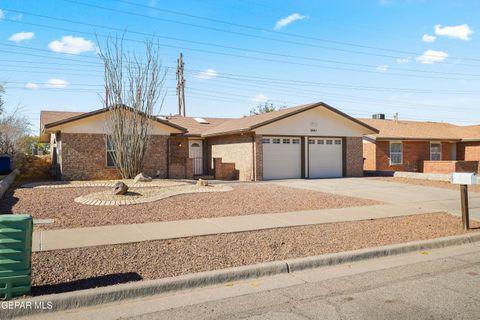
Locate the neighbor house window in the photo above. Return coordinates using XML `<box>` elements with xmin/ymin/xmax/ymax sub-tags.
<box><xmin>106</xmin><ymin>136</ymin><xmax>117</xmax><ymax>167</ymax></box>
<box><xmin>389</xmin><ymin>142</ymin><xmax>403</xmax><ymax>165</ymax></box>
<box><xmin>430</xmin><ymin>142</ymin><xmax>442</xmax><ymax>161</ymax></box>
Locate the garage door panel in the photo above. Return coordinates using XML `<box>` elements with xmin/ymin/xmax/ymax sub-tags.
<box><xmin>308</xmin><ymin>138</ymin><xmax>343</xmax><ymax>179</ymax></box>
<box><xmin>262</xmin><ymin>137</ymin><xmax>301</xmax><ymax>180</ymax></box>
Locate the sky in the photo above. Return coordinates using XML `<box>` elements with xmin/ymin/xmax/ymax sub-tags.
<box><xmin>0</xmin><ymin>0</ymin><xmax>479</xmax><ymax>133</ymax></box>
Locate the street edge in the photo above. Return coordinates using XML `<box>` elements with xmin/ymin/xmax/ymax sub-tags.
<box><xmin>6</xmin><ymin>231</ymin><xmax>480</xmax><ymax>319</ymax></box>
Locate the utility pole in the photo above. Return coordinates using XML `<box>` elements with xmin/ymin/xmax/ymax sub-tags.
<box><xmin>176</xmin><ymin>52</ymin><xmax>186</xmax><ymax>117</ymax></box>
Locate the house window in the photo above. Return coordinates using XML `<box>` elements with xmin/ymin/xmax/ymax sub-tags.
<box><xmin>390</xmin><ymin>142</ymin><xmax>403</xmax><ymax>165</ymax></box>
<box><xmin>106</xmin><ymin>135</ymin><xmax>116</xmax><ymax>167</ymax></box>
<box><xmin>273</xmin><ymin>138</ymin><xmax>281</xmax><ymax>144</ymax></box>
<box><xmin>326</xmin><ymin>140</ymin><xmax>333</xmax><ymax>145</ymax></box>
<box><xmin>430</xmin><ymin>142</ymin><xmax>442</xmax><ymax>161</ymax></box>
<box><xmin>262</xmin><ymin>138</ymin><xmax>270</xmax><ymax>144</ymax></box>
<box><xmin>292</xmin><ymin>139</ymin><xmax>300</xmax><ymax>144</ymax></box>
<box><xmin>283</xmin><ymin>138</ymin><xmax>290</xmax><ymax>144</ymax></box>
<box><xmin>318</xmin><ymin>140</ymin><xmax>324</xmax><ymax>144</ymax></box>
<box><xmin>308</xmin><ymin>139</ymin><xmax>315</xmax><ymax>144</ymax></box>
<box><xmin>335</xmin><ymin>140</ymin><xmax>342</xmax><ymax>145</ymax></box>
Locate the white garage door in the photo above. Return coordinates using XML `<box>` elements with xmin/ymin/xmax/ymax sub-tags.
<box><xmin>308</xmin><ymin>138</ymin><xmax>343</xmax><ymax>178</ymax></box>
<box><xmin>262</xmin><ymin>137</ymin><xmax>301</xmax><ymax>180</ymax></box>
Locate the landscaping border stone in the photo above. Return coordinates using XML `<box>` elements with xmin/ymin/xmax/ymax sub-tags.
<box><xmin>0</xmin><ymin>169</ymin><xmax>19</xmax><ymax>199</ymax></box>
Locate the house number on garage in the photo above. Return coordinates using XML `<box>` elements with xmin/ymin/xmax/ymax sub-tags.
<box><xmin>310</xmin><ymin>121</ymin><xmax>318</xmax><ymax>132</ymax></box>
<box><xmin>310</xmin><ymin>129</ymin><xmax>317</xmax><ymax>132</ymax></box>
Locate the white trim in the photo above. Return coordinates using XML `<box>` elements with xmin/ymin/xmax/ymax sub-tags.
<box><xmin>389</xmin><ymin>141</ymin><xmax>403</xmax><ymax>165</ymax></box>
<box><xmin>430</xmin><ymin>141</ymin><xmax>442</xmax><ymax>161</ymax></box>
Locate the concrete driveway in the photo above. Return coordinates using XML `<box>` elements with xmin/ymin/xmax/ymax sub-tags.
<box><xmin>274</xmin><ymin>178</ymin><xmax>480</xmax><ymax>221</ymax></box>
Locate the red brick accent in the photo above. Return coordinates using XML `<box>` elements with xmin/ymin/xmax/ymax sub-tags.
<box><xmin>213</xmin><ymin>158</ymin><xmax>238</xmax><ymax>180</ymax></box>
<box><xmin>370</xmin><ymin>140</ymin><xmax>452</xmax><ymax>172</ymax></box>
<box><xmin>345</xmin><ymin>137</ymin><xmax>363</xmax><ymax>177</ymax></box>
<box><xmin>457</xmin><ymin>142</ymin><xmax>480</xmax><ymax>162</ymax></box>
<box><xmin>60</xmin><ymin>133</ymin><xmax>168</xmax><ymax>180</ymax></box>
<box><xmin>423</xmin><ymin>161</ymin><xmax>479</xmax><ymax>174</ymax></box>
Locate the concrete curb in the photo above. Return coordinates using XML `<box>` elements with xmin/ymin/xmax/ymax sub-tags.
<box><xmin>4</xmin><ymin>232</ymin><xmax>480</xmax><ymax>319</ymax></box>
<box><xmin>0</xmin><ymin>169</ymin><xmax>19</xmax><ymax>199</ymax></box>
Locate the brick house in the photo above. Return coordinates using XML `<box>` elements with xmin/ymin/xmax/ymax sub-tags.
<box><xmin>40</xmin><ymin>102</ymin><xmax>378</xmax><ymax>181</ymax></box>
<box><xmin>361</xmin><ymin>115</ymin><xmax>480</xmax><ymax>174</ymax></box>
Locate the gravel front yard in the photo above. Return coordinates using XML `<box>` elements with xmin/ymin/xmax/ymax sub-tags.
<box><xmin>31</xmin><ymin>212</ymin><xmax>479</xmax><ymax>296</ymax></box>
<box><xmin>1</xmin><ymin>184</ymin><xmax>379</xmax><ymax>230</ymax></box>
<box><xmin>375</xmin><ymin>177</ymin><xmax>480</xmax><ymax>192</ymax></box>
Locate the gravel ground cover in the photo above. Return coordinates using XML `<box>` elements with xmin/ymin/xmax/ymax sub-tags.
<box><xmin>1</xmin><ymin>184</ymin><xmax>379</xmax><ymax>230</ymax></box>
<box><xmin>31</xmin><ymin>213</ymin><xmax>479</xmax><ymax>296</ymax></box>
<box><xmin>375</xmin><ymin>177</ymin><xmax>480</xmax><ymax>192</ymax></box>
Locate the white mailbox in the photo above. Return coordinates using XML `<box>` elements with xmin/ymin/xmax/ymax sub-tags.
<box><xmin>451</xmin><ymin>172</ymin><xmax>478</xmax><ymax>185</ymax></box>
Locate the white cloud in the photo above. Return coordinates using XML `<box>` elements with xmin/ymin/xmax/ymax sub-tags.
<box><xmin>416</xmin><ymin>50</ymin><xmax>449</xmax><ymax>64</ymax></box>
<box><xmin>422</xmin><ymin>34</ymin><xmax>436</xmax><ymax>43</ymax></box>
<box><xmin>25</xmin><ymin>82</ymin><xmax>39</xmax><ymax>90</ymax></box>
<box><xmin>251</xmin><ymin>94</ymin><xmax>268</xmax><ymax>103</ymax></box>
<box><xmin>195</xmin><ymin>68</ymin><xmax>218</xmax><ymax>80</ymax></box>
<box><xmin>0</xmin><ymin>9</ymin><xmax>5</xmax><ymax>20</ymax></box>
<box><xmin>396</xmin><ymin>57</ymin><xmax>411</xmax><ymax>64</ymax></box>
<box><xmin>48</xmin><ymin>36</ymin><xmax>95</xmax><ymax>54</ymax></box>
<box><xmin>274</xmin><ymin>13</ymin><xmax>306</xmax><ymax>31</ymax></box>
<box><xmin>45</xmin><ymin>79</ymin><xmax>68</xmax><ymax>88</ymax></box>
<box><xmin>375</xmin><ymin>65</ymin><xmax>389</xmax><ymax>72</ymax></box>
<box><xmin>8</xmin><ymin>32</ymin><xmax>35</xmax><ymax>43</ymax></box>
<box><xmin>434</xmin><ymin>24</ymin><xmax>473</xmax><ymax>41</ymax></box>
<box><xmin>11</xmin><ymin>13</ymin><xmax>22</xmax><ymax>21</ymax></box>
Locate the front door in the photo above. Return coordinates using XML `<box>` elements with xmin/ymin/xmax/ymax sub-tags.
<box><xmin>189</xmin><ymin>140</ymin><xmax>203</xmax><ymax>175</ymax></box>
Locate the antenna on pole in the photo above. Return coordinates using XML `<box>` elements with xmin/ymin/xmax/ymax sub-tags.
<box><xmin>176</xmin><ymin>52</ymin><xmax>186</xmax><ymax>117</ymax></box>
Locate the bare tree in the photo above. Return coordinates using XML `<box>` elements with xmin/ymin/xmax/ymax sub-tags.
<box><xmin>98</xmin><ymin>36</ymin><xmax>166</xmax><ymax>178</ymax></box>
<box><xmin>0</xmin><ymin>108</ymin><xmax>31</xmax><ymax>155</ymax></box>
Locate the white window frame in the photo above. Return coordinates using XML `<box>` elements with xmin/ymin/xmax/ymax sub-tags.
<box><xmin>389</xmin><ymin>141</ymin><xmax>403</xmax><ymax>165</ymax></box>
<box><xmin>106</xmin><ymin>135</ymin><xmax>117</xmax><ymax>167</ymax></box>
<box><xmin>262</xmin><ymin>138</ymin><xmax>270</xmax><ymax>144</ymax></box>
<box><xmin>430</xmin><ymin>142</ymin><xmax>442</xmax><ymax>161</ymax></box>
<box><xmin>272</xmin><ymin>138</ymin><xmax>281</xmax><ymax>144</ymax></box>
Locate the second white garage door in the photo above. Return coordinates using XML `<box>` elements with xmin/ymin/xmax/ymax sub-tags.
<box><xmin>308</xmin><ymin>138</ymin><xmax>343</xmax><ymax>178</ymax></box>
<box><xmin>262</xmin><ymin>137</ymin><xmax>301</xmax><ymax>180</ymax></box>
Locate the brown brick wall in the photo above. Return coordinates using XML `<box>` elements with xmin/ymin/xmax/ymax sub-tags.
<box><xmin>423</xmin><ymin>161</ymin><xmax>479</xmax><ymax>174</ymax></box>
<box><xmin>61</xmin><ymin>133</ymin><xmax>168</xmax><ymax>180</ymax></box>
<box><xmin>167</xmin><ymin>136</ymin><xmax>190</xmax><ymax>179</ymax></box>
<box><xmin>206</xmin><ymin>133</ymin><xmax>255</xmax><ymax>181</ymax></box>
<box><xmin>375</xmin><ymin>140</ymin><xmax>452</xmax><ymax>172</ymax></box>
<box><xmin>213</xmin><ymin>158</ymin><xmax>238</xmax><ymax>180</ymax></box>
<box><xmin>254</xmin><ymin>135</ymin><xmax>263</xmax><ymax>181</ymax></box>
<box><xmin>457</xmin><ymin>142</ymin><xmax>480</xmax><ymax>161</ymax></box>
<box><xmin>345</xmin><ymin>137</ymin><xmax>364</xmax><ymax>177</ymax></box>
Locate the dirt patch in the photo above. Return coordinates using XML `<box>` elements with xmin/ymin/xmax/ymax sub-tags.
<box><xmin>31</xmin><ymin>213</ymin><xmax>479</xmax><ymax>296</ymax></box>
<box><xmin>375</xmin><ymin>177</ymin><xmax>480</xmax><ymax>193</ymax></box>
<box><xmin>1</xmin><ymin>184</ymin><xmax>379</xmax><ymax>230</ymax></box>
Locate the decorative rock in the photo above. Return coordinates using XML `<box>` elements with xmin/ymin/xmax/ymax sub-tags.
<box><xmin>113</xmin><ymin>181</ymin><xmax>129</xmax><ymax>195</ymax></box>
<box><xmin>134</xmin><ymin>173</ymin><xmax>153</xmax><ymax>183</ymax></box>
<box><xmin>196</xmin><ymin>179</ymin><xmax>208</xmax><ymax>187</ymax></box>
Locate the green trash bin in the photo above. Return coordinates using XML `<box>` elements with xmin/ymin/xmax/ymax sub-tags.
<box><xmin>0</xmin><ymin>214</ymin><xmax>33</xmax><ymax>300</ymax></box>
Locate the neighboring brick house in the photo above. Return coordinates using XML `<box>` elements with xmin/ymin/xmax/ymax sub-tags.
<box><xmin>361</xmin><ymin>116</ymin><xmax>480</xmax><ymax>174</ymax></box>
<box><xmin>40</xmin><ymin>102</ymin><xmax>378</xmax><ymax>181</ymax></box>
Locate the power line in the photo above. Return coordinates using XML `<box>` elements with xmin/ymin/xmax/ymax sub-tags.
<box><xmin>6</xmin><ymin>8</ymin><xmax>480</xmax><ymax>73</ymax></box>
<box><xmin>2</xmin><ymin>20</ymin><xmax>478</xmax><ymax>82</ymax></box>
<box><xmin>59</xmin><ymin>0</ymin><xmax>480</xmax><ymax>63</ymax></box>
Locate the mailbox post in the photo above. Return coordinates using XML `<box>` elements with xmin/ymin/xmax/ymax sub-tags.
<box><xmin>451</xmin><ymin>172</ymin><xmax>478</xmax><ymax>230</ymax></box>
